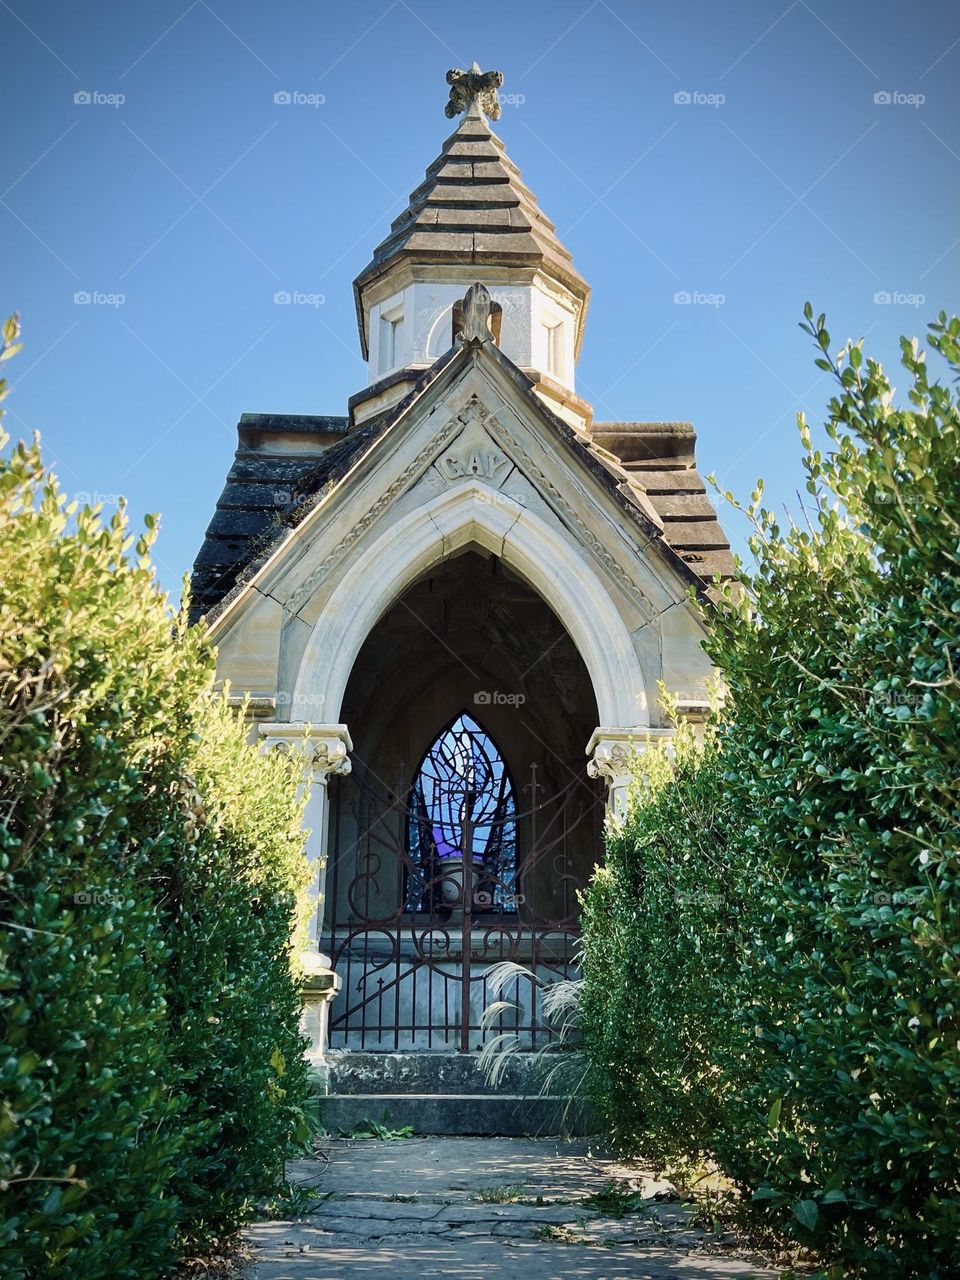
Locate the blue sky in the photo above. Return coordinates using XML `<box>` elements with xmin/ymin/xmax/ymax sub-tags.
<box><xmin>5</xmin><ymin>0</ymin><xmax>958</xmax><ymax>601</ymax></box>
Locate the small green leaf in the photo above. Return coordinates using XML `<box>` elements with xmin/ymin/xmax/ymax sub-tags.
<box><xmin>767</xmin><ymin>1096</ymin><xmax>783</xmax><ymax>1131</ymax></box>
<box><xmin>821</xmin><ymin>1188</ymin><xmax>847</xmax><ymax>1204</ymax></box>
<box><xmin>42</xmin><ymin>1186</ymin><xmax>62</xmax><ymax>1216</ymax></box>
<box><xmin>793</xmin><ymin>1199</ymin><xmax>819</xmax><ymax>1232</ymax></box>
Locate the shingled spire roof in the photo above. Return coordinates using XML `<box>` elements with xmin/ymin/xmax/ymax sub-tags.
<box><xmin>353</xmin><ymin>67</ymin><xmax>590</xmax><ymax>359</ymax></box>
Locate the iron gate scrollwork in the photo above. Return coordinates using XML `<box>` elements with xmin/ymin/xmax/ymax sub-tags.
<box><xmin>324</xmin><ymin>714</ymin><xmax>605</xmax><ymax>1052</ymax></box>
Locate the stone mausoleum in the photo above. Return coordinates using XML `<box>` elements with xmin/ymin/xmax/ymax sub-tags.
<box><xmin>190</xmin><ymin>67</ymin><xmax>733</xmax><ymax>1083</ymax></box>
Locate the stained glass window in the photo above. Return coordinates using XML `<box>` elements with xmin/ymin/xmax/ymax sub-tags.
<box><xmin>406</xmin><ymin>713</ymin><xmax>517</xmax><ymax>914</ymax></box>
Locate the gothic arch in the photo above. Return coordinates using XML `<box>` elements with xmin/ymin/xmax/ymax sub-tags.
<box><xmin>425</xmin><ymin>304</ymin><xmax>455</xmax><ymax>359</ymax></box>
<box><xmin>290</xmin><ymin>479</ymin><xmax>651</xmax><ymax>729</ymax></box>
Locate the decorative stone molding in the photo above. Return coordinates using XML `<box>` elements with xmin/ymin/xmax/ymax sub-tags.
<box><xmin>484</xmin><ymin>412</ymin><xmax>656</xmax><ymax>623</ymax></box>
<box><xmin>258</xmin><ymin>722</ymin><xmax>354</xmax><ymax>776</ymax></box>
<box><xmin>281</xmin><ymin>406</ymin><xmax>478</xmax><ymax>622</ymax></box>
<box><xmin>290</xmin><ymin>463</ymin><xmax>653</xmax><ymax>728</ymax></box>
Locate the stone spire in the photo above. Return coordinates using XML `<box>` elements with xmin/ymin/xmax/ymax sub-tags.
<box><xmin>352</xmin><ymin>67</ymin><xmax>590</xmax><ymax>369</ymax></box>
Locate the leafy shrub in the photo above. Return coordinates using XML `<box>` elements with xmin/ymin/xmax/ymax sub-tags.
<box><xmin>580</xmin><ymin>311</ymin><xmax>960</xmax><ymax>1279</ymax></box>
<box><xmin>0</xmin><ymin>315</ymin><xmax>311</xmax><ymax>1278</ymax></box>
<box><xmin>580</xmin><ymin>710</ymin><xmax>764</xmax><ymax>1174</ymax></box>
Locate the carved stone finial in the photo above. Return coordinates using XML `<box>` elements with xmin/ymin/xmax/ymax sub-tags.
<box><xmin>445</xmin><ymin>63</ymin><xmax>504</xmax><ymax>120</ymax></box>
<box><xmin>456</xmin><ymin>282</ymin><xmax>494</xmax><ymax>344</ymax></box>
<box><xmin>453</xmin><ymin>282</ymin><xmax>503</xmax><ymax>347</ymax></box>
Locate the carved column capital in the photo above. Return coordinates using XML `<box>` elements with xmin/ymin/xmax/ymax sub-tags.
<box><xmin>258</xmin><ymin>722</ymin><xmax>353</xmax><ymax>777</ymax></box>
<box><xmin>586</xmin><ymin>738</ymin><xmax>635</xmax><ymax>785</ymax></box>
<box><xmin>586</xmin><ymin>726</ymin><xmax>675</xmax><ymax>822</ymax></box>
<box><xmin>586</xmin><ymin>727</ymin><xmax>652</xmax><ymax>781</ymax></box>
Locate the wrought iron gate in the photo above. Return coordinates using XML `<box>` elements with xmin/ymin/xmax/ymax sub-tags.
<box><xmin>324</xmin><ymin>715</ymin><xmax>604</xmax><ymax>1052</ymax></box>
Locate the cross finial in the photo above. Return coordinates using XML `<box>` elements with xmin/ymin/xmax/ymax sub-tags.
<box><xmin>445</xmin><ymin>63</ymin><xmax>504</xmax><ymax>120</ymax></box>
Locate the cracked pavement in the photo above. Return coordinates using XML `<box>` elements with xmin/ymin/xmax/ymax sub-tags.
<box><xmin>244</xmin><ymin>1137</ymin><xmax>782</xmax><ymax>1278</ymax></box>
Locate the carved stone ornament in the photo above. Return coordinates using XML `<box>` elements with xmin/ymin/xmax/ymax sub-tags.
<box><xmin>309</xmin><ymin>739</ymin><xmax>352</xmax><ymax>776</ymax></box>
<box><xmin>586</xmin><ymin>740</ymin><xmax>636</xmax><ymax>785</ymax></box>
<box><xmin>586</xmin><ymin>727</ymin><xmax>676</xmax><ymax>786</ymax></box>
<box><xmin>445</xmin><ymin>63</ymin><xmax>504</xmax><ymax>120</ymax></box>
<box><xmin>258</xmin><ymin>722</ymin><xmax>353</xmax><ymax>776</ymax></box>
<box><xmin>454</xmin><ymin>281</ymin><xmax>500</xmax><ymax>345</ymax></box>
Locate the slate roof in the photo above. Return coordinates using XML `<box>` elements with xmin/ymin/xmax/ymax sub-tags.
<box><xmin>352</xmin><ymin>97</ymin><xmax>590</xmax><ymax>359</ymax></box>
<box><xmin>188</xmin><ymin>413</ymin><xmax>350</xmax><ymax>622</ymax></box>
<box><xmin>591</xmin><ymin>422</ymin><xmax>736</xmax><ymax>584</ymax></box>
<box><xmin>189</xmin><ymin>344</ymin><xmax>735</xmax><ymax>626</ymax></box>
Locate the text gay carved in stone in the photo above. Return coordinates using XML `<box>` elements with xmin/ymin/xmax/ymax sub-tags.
<box><xmin>439</xmin><ymin>449</ymin><xmax>511</xmax><ymax>482</ymax></box>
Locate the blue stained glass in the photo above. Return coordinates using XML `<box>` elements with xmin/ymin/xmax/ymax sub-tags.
<box><xmin>406</xmin><ymin>714</ymin><xmax>518</xmax><ymax>913</ymax></box>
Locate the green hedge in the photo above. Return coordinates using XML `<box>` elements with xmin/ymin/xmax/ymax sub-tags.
<box><xmin>580</xmin><ymin>311</ymin><xmax>960</xmax><ymax>1279</ymax></box>
<box><xmin>580</xmin><ymin>714</ymin><xmax>764</xmax><ymax>1175</ymax></box>
<box><xmin>0</xmin><ymin>316</ymin><xmax>312</xmax><ymax>1278</ymax></box>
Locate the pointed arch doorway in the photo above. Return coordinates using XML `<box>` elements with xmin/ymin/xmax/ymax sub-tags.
<box><xmin>323</xmin><ymin>549</ymin><xmax>605</xmax><ymax>1052</ymax></box>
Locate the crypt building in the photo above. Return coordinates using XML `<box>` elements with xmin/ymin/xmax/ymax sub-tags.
<box><xmin>190</xmin><ymin>67</ymin><xmax>733</xmax><ymax>1057</ymax></box>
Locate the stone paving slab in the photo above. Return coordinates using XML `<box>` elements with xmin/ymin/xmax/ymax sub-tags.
<box><xmin>244</xmin><ymin>1239</ymin><xmax>778</xmax><ymax>1279</ymax></box>
<box><xmin>286</xmin><ymin>1136</ymin><xmax>659</xmax><ymax>1198</ymax></box>
<box><xmin>244</xmin><ymin>1138</ymin><xmax>783</xmax><ymax>1280</ymax></box>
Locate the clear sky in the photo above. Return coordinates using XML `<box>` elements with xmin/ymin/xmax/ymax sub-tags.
<box><xmin>5</xmin><ymin>0</ymin><xmax>958</xmax><ymax>602</ymax></box>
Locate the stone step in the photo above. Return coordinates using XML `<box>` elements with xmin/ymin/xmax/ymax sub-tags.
<box><xmin>325</xmin><ymin>1050</ymin><xmax>541</xmax><ymax>1096</ymax></box>
<box><xmin>319</xmin><ymin>1092</ymin><xmax>588</xmax><ymax>1137</ymax></box>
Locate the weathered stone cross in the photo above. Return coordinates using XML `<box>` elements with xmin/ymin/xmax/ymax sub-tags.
<box><xmin>445</xmin><ymin>62</ymin><xmax>504</xmax><ymax>120</ymax></box>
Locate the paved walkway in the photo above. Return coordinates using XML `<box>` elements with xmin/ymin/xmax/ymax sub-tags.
<box><xmin>244</xmin><ymin>1137</ymin><xmax>782</xmax><ymax>1279</ymax></box>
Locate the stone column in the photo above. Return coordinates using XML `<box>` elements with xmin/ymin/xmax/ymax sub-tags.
<box><xmin>259</xmin><ymin>721</ymin><xmax>352</xmax><ymax>1070</ymax></box>
<box><xmin>586</xmin><ymin>726</ymin><xmax>675</xmax><ymax>823</ymax></box>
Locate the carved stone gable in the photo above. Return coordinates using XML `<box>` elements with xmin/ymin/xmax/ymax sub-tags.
<box><xmin>435</xmin><ymin>399</ymin><xmax>513</xmax><ymax>489</ymax></box>
<box><xmin>282</xmin><ymin>400</ymin><xmax>487</xmax><ymax>621</ymax></box>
